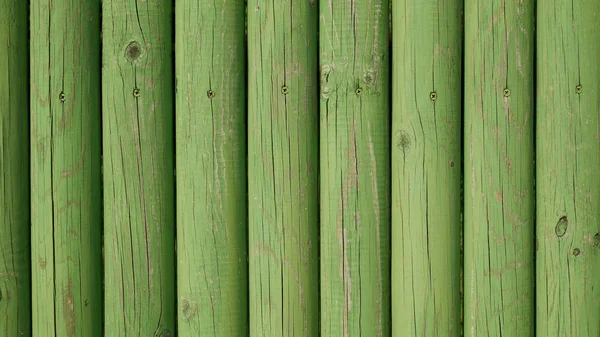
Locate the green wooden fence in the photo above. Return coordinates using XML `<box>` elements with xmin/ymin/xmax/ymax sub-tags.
<box><xmin>1</xmin><ymin>0</ymin><xmax>599</xmax><ymax>336</ymax></box>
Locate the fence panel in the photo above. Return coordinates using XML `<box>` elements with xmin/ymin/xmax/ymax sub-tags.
<box><xmin>463</xmin><ymin>0</ymin><xmax>536</xmax><ymax>335</ymax></box>
<box><xmin>536</xmin><ymin>1</ymin><xmax>600</xmax><ymax>336</ymax></box>
<box><xmin>391</xmin><ymin>0</ymin><xmax>463</xmax><ymax>336</ymax></box>
<box><xmin>247</xmin><ymin>0</ymin><xmax>320</xmax><ymax>335</ymax></box>
<box><xmin>0</xmin><ymin>1</ymin><xmax>30</xmax><ymax>336</ymax></box>
<box><xmin>175</xmin><ymin>0</ymin><xmax>248</xmax><ymax>335</ymax></box>
<box><xmin>102</xmin><ymin>1</ymin><xmax>175</xmax><ymax>336</ymax></box>
<box><xmin>320</xmin><ymin>0</ymin><xmax>391</xmax><ymax>335</ymax></box>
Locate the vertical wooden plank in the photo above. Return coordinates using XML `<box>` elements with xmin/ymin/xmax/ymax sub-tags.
<box><xmin>463</xmin><ymin>0</ymin><xmax>535</xmax><ymax>336</ymax></box>
<box><xmin>247</xmin><ymin>0</ymin><xmax>319</xmax><ymax>334</ymax></box>
<box><xmin>536</xmin><ymin>1</ymin><xmax>600</xmax><ymax>336</ymax></box>
<box><xmin>0</xmin><ymin>1</ymin><xmax>30</xmax><ymax>336</ymax></box>
<box><xmin>30</xmin><ymin>1</ymin><xmax>102</xmax><ymax>336</ymax></box>
<box><xmin>319</xmin><ymin>0</ymin><xmax>390</xmax><ymax>335</ymax></box>
<box><xmin>102</xmin><ymin>1</ymin><xmax>175</xmax><ymax>336</ymax></box>
<box><xmin>175</xmin><ymin>0</ymin><xmax>247</xmax><ymax>336</ymax></box>
<box><xmin>391</xmin><ymin>0</ymin><xmax>462</xmax><ymax>335</ymax></box>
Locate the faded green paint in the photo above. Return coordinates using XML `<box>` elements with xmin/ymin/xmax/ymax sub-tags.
<box><xmin>319</xmin><ymin>0</ymin><xmax>390</xmax><ymax>335</ymax></box>
<box><xmin>391</xmin><ymin>0</ymin><xmax>462</xmax><ymax>336</ymax></box>
<box><xmin>247</xmin><ymin>0</ymin><xmax>319</xmax><ymax>335</ymax></box>
<box><xmin>463</xmin><ymin>0</ymin><xmax>535</xmax><ymax>336</ymax></box>
<box><xmin>536</xmin><ymin>1</ymin><xmax>600</xmax><ymax>336</ymax></box>
<box><xmin>102</xmin><ymin>1</ymin><xmax>175</xmax><ymax>336</ymax></box>
<box><xmin>30</xmin><ymin>1</ymin><xmax>102</xmax><ymax>336</ymax></box>
<box><xmin>0</xmin><ymin>1</ymin><xmax>30</xmax><ymax>336</ymax></box>
<box><xmin>175</xmin><ymin>0</ymin><xmax>248</xmax><ymax>335</ymax></box>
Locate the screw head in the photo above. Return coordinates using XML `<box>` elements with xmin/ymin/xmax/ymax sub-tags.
<box><xmin>207</xmin><ymin>90</ymin><xmax>215</xmax><ymax>99</ymax></box>
<box><xmin>576</xmin><ymin>85</ymin><xmax>582</xmax><ymax>94</ymax></box>
<box><xmin>503</xmin><ymin>88</ymin><xmax>511</xmax><ymax>97</ymax></box>
<box><xmin>281</xmin><ymin>86</ymin><xmax>289</xmax><ymax>95</ymax></box>
<box><xmin>430</xmin><ymin>91</ymin><xmax>437</xmax><ymax>102</ymax></box>
<box><xmin>133</xmin><ymin>88</ymin><xmax>141</xmax><ymax>97</ymax></box>
<box><xmin>59</xmin><ymin>92</ymin><xmax>66</xmax><ymax>102</ymax></box>
<box><xmin>355</xmin><ymin>87</ymin><xmax>363</xmax><ymax>96</ymax></box>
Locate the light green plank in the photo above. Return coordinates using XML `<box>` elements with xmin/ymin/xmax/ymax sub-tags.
<box><xmin>391</xmin><ymin>0</ymin><xmax>462</xmax><ymax>336</ymax></box>
<box><xmin>0</xmin><ymin>1</ymin><xmax>30</xmax><ymax>336</ymax></box>
<box><xmin>175</xmin><ymin>0</ymin><xmax>248</xmax><ymax>336</ymax></box>
<box><xmin>30</xmin><ymin>1</ymin><xmax>102</xmax><ymax>336</ymax></box>
<box><xmin>247</xmin><ymin>0</ymin><xmax>319</xmax><ymax>335</ymax></box>
<box><xmin>319</xmin><ymin>0</ymin><xmax>390</xmax><ymax>335</ymax></box>
<box><xmin>102</xmin><ymin>1</ymin><xmax>175</xmax><ymax>336</ymax></box>
<box><xmin>536</xmin><ymin>1</ymin><xmax>600</xmax><ymax>336</ymax></box>
<box><xmin>463</xmin><ymin>0</ymin><xmax>535</xmax><ymax>336</ymax></box>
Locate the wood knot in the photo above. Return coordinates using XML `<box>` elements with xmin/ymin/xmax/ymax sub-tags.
<box><xmin>125</xmin><ymin>41</ymin><xmax>142</xmax><ymax>61</ymax></box>
<box><xmin>395</xmin><ymin>130</ymin><xmax>411</xmax><ymax>152</ymax></box>
<box><xmin>555</xmin><ymin>216</ymin><xmax>568</xmax><ymax>237</ymax></box>
<box><xmin>181</xmin><ymin>298</ymin><xmax>197</xmax><ymax>319</ymax></box>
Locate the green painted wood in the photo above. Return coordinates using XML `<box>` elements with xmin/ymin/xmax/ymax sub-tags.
<box><xmin>0</xmin><ymin>1</ymin><xmax>30</xmax><ymax>336</ymax></box>
<box><xmin>536</xmin><ymin>1</ymin><xmax>600</xmax><ymax>336</ymax></box>
<box><xmin>175</xmin><ymin>0</ymin><xmax>248</xmax><ymax>336</ymax></box>
<box><xmin>391</xmin><ymin>0</ymin><xmax>462</xmax><ymax>336</ymax></box>
<box><xmin>463</xmin><ymin>0</ymin><xmax>535</xmax><ymax>336</ymax></box>
<box><xmin>102</xmin><ymin>1</ymin><xmax>175</xmax><ymax>336</ymax></box>
<box><xmin>30</xmin><ymin>1</ymin><xmax>102</xmax><ymax>336</ymax></box>
<box><xmin>247</xmin><ymin>0</ymin><xmax>319</xmax><ymax>335</ymax></box>
<box><xmin>319</xmin><ymin>0</ymin><xmax>390</xmax><ymax>335</ymax></box>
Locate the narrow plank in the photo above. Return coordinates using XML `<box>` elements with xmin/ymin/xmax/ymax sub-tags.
<box><xmin>102</xmin><ymin>1</ymin><xmax>175</xmax><ymax>336</ymax></box>
<box><xmin>175</xmin><ymin>0</ymin><xmax>248</xmax><ymax>335</ymax></box>
<box><xmin>30</xmin><ymin>1</ymin><xmax>102</xmax><ymax>336</ymax></box>
<box><xmin>247</xmin><ymin>0</ymin><xmax>319</xmax><ymax>334</ymax></box>
<box><xmin>319</xmin><ymin>0</ymin><xmax>390</xmax><ymax>335</ymax></box>
<box><xmin>0</xmin><ymin>1</ymin><xmax>30</xmax><ymax>335</ymax></box>
<box><xmin>536</xmin><ymin>1</ymin><xmax>600</xmax><ymax>336</ymax></box>
<box><xmin>391</xmin><ymin>0</ymin><xmax>462</xmax><ymax>335</ymax></box>
<box><xmin>463</xmin><ymin>0</ymin><xmax>535</xmax><ymax>335</ymax></box>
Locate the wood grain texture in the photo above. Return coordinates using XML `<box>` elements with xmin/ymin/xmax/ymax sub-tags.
<box><xmin>463</xmin><ymin>0</ymin><xmax>535</xmax><ymax>336</ymax></box>
<box><xmin>247</xmin><ymin>0</ymin><xmax>319</xmax><ymax>335</ymax></box>
<box><xmin>102</xmin><ymin>1</ymin><xmax>175</xmax><ymax>336</ymax></box>
<box><xmin>536</xmin><ymin>1</ymin><xmax>600</xmax><ymax>336</ymax></box>
<box><xmin>319</xmin><ymin>0</ymin><xmax>390</xmax><ymax>335</ymax></box>
<box><xmin>30</xmin><ymin>1</ymin><xmax>102</xmax><ymax>336</ymax></box>
<box><xmin>391</xmin><ymin>0</ymin><xmax>462</xmax><ymax>336</ymax></box>
<box><xmin>0</xmin><ymin>1</ymin><xmax>30</xmax><ymax>336</ymax></box>
<box><xmin>175</xmin><ymin>0</ymin><xmax>248</xmax><ymax>336</ymax></box>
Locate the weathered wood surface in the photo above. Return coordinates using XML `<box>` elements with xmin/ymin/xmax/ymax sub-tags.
<box><xmin>30</xmin><ymin>1</ymin><xmax>102</xmax><ymax>336</ymax></box>
<box><xmin>175</xmin><ymin>0</ymin><xmax>248</xmax><ymax>336</ymax></box>
<box><xmin>102</xmin><ymin>1</ymin><xmax>175</xmax><ymax>336</ymax></box>
<box><xmin>463</xmin><ymin>0</ymin><xmax>535</xmax><ymax>336</ymax></box>
<box><xmin>536</xmin><ymin>1</ymin><xmax>600</xmax><ymax>336</ymax></box>
<box><xmin>391</xmin><ymin>0</ymin><xmax>463</xmax><ymax>336</ymax></box>
<box><xmin>247</xmin><ymin>0</ymin><xmax>319</xmax><ymax>334</ymax></box>
<box><xmin>319</xmin><ymin>0</ymin><xmax>390</xmax><ymax>335</ymax></box>
<box><xmin>0</xmin><ymin>1</ymin><xmax>30</xmax><ymax>336</ymax></box>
